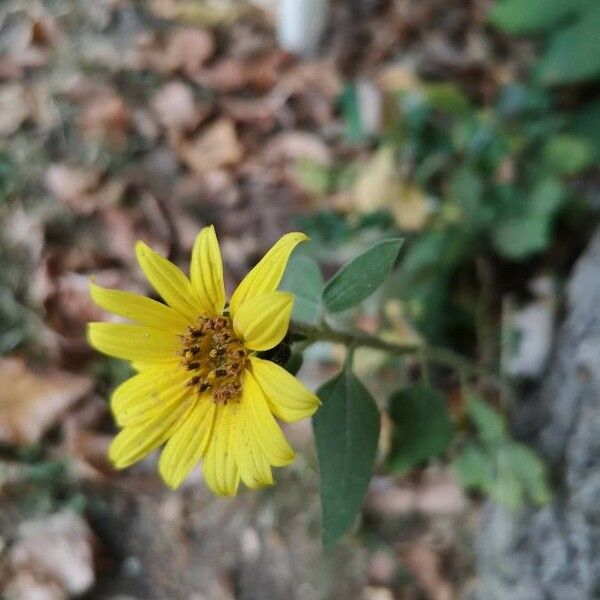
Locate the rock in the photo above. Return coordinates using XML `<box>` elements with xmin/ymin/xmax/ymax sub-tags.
<box><xmin>476</xmin><ymin>228</ymin><xmax>600</xmax><ymax>599</ymax></box>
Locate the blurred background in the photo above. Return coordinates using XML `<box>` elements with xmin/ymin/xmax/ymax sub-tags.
<box><xmin>0</xmin><ymin>0</ymin><xmax>599</xmax><ymax>598</ymax></box>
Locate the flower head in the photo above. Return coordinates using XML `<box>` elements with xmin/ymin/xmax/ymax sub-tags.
<box><xmin>88</xmin><ymin>227</ymin><xmax>319</xmax><ymax>495</ymax></box>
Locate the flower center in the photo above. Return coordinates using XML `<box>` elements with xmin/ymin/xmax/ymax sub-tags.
<box><xmin>179</xmin><ymin>316</ymin><xmax>247</xmax><ymax>405</ymax></box>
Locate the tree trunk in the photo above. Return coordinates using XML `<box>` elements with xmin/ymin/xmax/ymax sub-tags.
<box><xmin>476</xmin><ymin>229</ymin><xmax>600</xmax><ymax>600</ymax></box>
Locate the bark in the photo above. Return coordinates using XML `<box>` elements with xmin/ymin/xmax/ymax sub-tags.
<box><xmin>476</xmin><ymin>229</ymin><xmax>600</xmax><ymax>600</ymax></box>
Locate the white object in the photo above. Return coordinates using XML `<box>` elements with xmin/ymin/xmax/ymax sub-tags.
<box><xmin>505</xmin><ymin>276</ymin><xmax>557</xmax><ymax>378</ymax></box>
<box><xmin>277</xmin><ymin>0</ymin><xmax>328</xmax><ymax>56</ymax></box>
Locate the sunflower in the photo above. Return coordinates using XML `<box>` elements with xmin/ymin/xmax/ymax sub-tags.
<box><xmin>88</xmin><ymin>227</ymin><xmax>320</xmax><ymax>496</ymax></box>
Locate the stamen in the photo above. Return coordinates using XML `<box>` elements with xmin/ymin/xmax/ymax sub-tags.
<box><xmin>180</xmin><ymin>315</ymin><xmax>247</xmax><ymax>404</ymax></box>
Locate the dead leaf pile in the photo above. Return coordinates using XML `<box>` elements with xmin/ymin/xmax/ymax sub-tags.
<box><xmin>0</xmin><ymin>358</ymin><xmax>92</xmax><ymax>445</ymax></box>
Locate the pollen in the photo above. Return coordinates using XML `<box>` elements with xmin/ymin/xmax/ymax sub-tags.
<box><xmin>180</xmin><ymin>316</ymin><xmax>247</xmax><ymax>404</ymax></box>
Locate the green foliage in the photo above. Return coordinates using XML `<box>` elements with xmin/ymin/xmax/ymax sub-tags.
<box><xmin>281</xmin><ymin>252</ymin><xmax>324</xmax><ymax>324</ymax></box>
<box><xmin>491</xmin><ymin>176</ymin><xmax>566</xmax><ymax>260</ymax></box>
<box><xmin>454</xmin><ymin>394</ymin><xmax>550</xmax><ymax>510</ymax></box>
<box><xmin>299</xmin><ymin>77</ymin><xmax>596</xmax><ymax>343</ymax></box>
<box><xmin>490</xmin><ymin>0</ymin><xmax>592</xmax><ymax>33</ymax></box>
<box><xmin>538</xmin><ymin>3</ymin><xmax>600</xmax><ymax>84</ymax></box>
<box><xmin>387</xmin><ymin>384</ymin><xmax>454</xmax><ymax>473</ymax></box>
<box><xmin>313</xmin><ymin>362</ymin><xmax>380</xmax><ymax>545</ymax></box>
<box><xmin>571</xmin><ymin>102</ymin><xmax>600</xmax><ymax>160</ymax></box>
<box><xmin>322</xmin><ymin>239</ymin><xmax>403</xmax><ymax>312</ymax></box>
<box><xmin>492</xmin><ymin>0</ymin><xmax>600</xmax><ymax>85</ymax></box>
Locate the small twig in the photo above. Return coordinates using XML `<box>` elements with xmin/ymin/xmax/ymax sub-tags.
<box><xmin>475</xmin><ymin>255</ymin><xmax>496</xmax><ymax>369</ymax></box>
<box><xmin>289</xmin><ymin>320</ymin><xmax>512</xmax><ymax>395</ymax></box>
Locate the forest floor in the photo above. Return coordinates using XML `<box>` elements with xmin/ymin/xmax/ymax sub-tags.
<box><xmin>0</xmin><ymin>1</ymin><xmax>536</xmax><ymax>598</ymax></box>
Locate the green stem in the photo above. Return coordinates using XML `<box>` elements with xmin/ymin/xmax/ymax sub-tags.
<box><xmin>290</xmin><ymin>320</ymin><xmax>510</xmax><ymax>393</ymax></box>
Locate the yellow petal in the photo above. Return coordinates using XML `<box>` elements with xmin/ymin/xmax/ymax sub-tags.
<box><xmin>159</xmin><ymin>398</ymin><xmax>216</xmax><ymax>489</ymax></box>
<box><xmin>229</xmin><ymin>232</ymin><xmax>308</xmax><ymax>315</ymax></box>
<box><xmin>202</xmin><ymin>405</ymin><xmax>240</xmax><ymax>496</ymax></box>
<box><xmin>190</xmin><ymin>226</ymin><xmax>226</xmax><ymax>316</ymax></box>
<box><xmin>244</xmin><ymin>370</ymin><xmax>294</xmax><ymax>467</ymax></box>
<box><xmin>249</xmin><ymin>356</ymin><xmax>320</xmax><ymax>423</ymax></box>
<box><xmin>109</xmin><ymin>397</ymin><xmax>195</xmax><ymax>469</ymax></box>
<box><xmin>111</xmin><ymin>367</ymin><xmax>191</xmax><ymax>426</ymax></box>
<box><xmin>230</xmin><ymin>394</ymin><xmax>273</xmax><ymax>489</ymax></box>
<box><xmin>135</xmin><ymin>241</ymin><xmax>209</xmax><ymax>320</ymax></box>
<box><xmin>233</xmin><ymin>292</ymin><xmax>293</xmax><ymax>351</ymax></box>
<box><xmin>87</xmin><ymin>323</ymin><xmax>179</xmax><ymax>362</ymax></box>
<box><xmin>90</xmin><ymin>282</ymin><xmax>189</xmax><ymax>333</ymax></box>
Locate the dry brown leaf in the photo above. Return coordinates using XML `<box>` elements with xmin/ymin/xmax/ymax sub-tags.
<box><xmin>377</xmin><ymin>64</ymin><xmax>422</xmax><ymax>93</ymax></box>
<box><xmin>352</xmin><ymin>145</ymin><xmax>396</xmax><ymax>213</ymax></box>
<box><xmin>163</xmin><ymin>27</ymin><xmax>214</xmax><ymax>75</ymax></box>
<box><xmin>262</xmin><ymin>131</ymin><xmax>332</xmax><ymax>165</ymax></box>
<box><xmin>63</xmin><ymin>418</ymin><xmax>112</xmax><ymax>479</ymax></box>
<box><xmin>366</xmin><ymin>472</ymin><xmax>467</xmax><ymax>517</ymax></box>
<box><xmin>0</xmin><ymin>84</ymin><xmax>31</xmax><ymax>135</ymax></box>
<box><xmin>151</xmin><ymin>0</ymin><xmax>261</xmax><ymax>26</ymax></box>
<box><xmin>45</xmin><ymin>164</ymin><xmax>100</xmax><ymax>200</ymax></box>
<box><xmin>6</xmin><ymin>512</ymin><xmax>96</xmax><ymax>598</ymax></box>
<box><xmin>79</xmin><ymin>92</ymin><xmax>131</xmax><ymax>146</ymax></box>
<box><xmin>194</xmin><ymin>57</ymin><xmax>249</xmax><ymax>92</ymax></box>
<box><xmin>391</xmin><ymin>183</ymin><xmax>432</xmax><ymax>231</ymax></box>
<box><xmin>0</xmin><ymin>358</ymin><xmax>92</xmax><ymax>445</ymax></box>
<box><xmin>401</xmin><ymin>544</ymin><xmax>453</xmax><ymax>600</ymax></box>
<box><xmin>150</xmin><ymin>81</ymin><xmax>206</xmax><ymax>133</ymax></box>
<box><xmin>220</xmin><ymin>95</ymin><xmax>278</xmax><ymax>127</ymax></box>
<box><xmin>177</xmin><ymin>119</ymin><xmax>243</xmax><ymax>175</ymax></box>
<box><xmin>45</xmin><ymin>164</ymin><xmax>102</xmax><ymax>211</ymax></box>
<box><xmin>278</xmin><ymin>60</ymin><xmax>342</xmax><ymax>99</ymax></box>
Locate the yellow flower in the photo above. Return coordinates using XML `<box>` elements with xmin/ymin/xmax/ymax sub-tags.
<box><xmin>88</xmin><ymin>227</ymin><xmax>320</xmax><ymax>495</ymax></box>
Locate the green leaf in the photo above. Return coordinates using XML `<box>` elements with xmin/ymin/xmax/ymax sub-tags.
<box><xmin>448</xmin><ymin>167</ymin><xmax>489</xmax><ymax>232</ymax></box>
<box><xmin>491</xmin><ymin>448</ymin><xmax>524</xmax><ymax>511</ymax></box>
<box><xmin>454</xmin><ymin>443</ymin><xmax>495</xmax><ymax>489</ymax></box>
<box><xmin>490</xmin><ymin>0</ymin><xmax>591</xmax><ymax>33</ymax></box>
<box><xmin>424</xmin><ymin>84</ymin><xmax>471</xmax><ymax>115</ymax></box>
<box><xmin>466</xmin><ymin>394</ymin><xmax>506</xmax><ymax>445</ymax></box>
<box><xmin>388</xmin><ymin>384</ymin><xmax>454</xmax><ymax>473</ymax></box>
<box><xmin>322</xmin><ymin>238</ymin><xmax>403</xmax><ymax>313</ymax></box>
<box><xmin>492</xmin><ymin>177</ymin><xmax>564</xmax><ymax>260</ymax></box>
<box><xmin>493</xmin><ymin>216</ymin><xmax>549</xmax><ymax>259</ymax></box>
<box><xmin>281</xmin><ymin>253</ymin><xmax>324</xmax><ymax>324</ymax></box>
<box><xmin>527</xmin><ymin>177</ymin><xmax>564</xmax><ymax>215</ymax></box>
<box><xmin>340</xmin><ymin>84</ymin><xmax>364</xmax><ymax>143</ymax></box>
<box><xmin>539</xmin><ymin>3</ymin><xmax>600</xmax><ymax>84</ymax></box>
<box><xmin>454</xmin><ymin>441</ymin><xmax>550</xmax><ymax>510</ymax></box>
<box><xmin>570</xmin><ymin>101</ymin><xmax>600</xmax><ymax>160</ymax></box>
<box><xmin>504</xmin><ymin>442</ymin><xmax>551</xmax><ymax>506</ymax></box>
<box><xmin>542</xmin><ymin>135</ymin><xmax>595</xmax><ymax>175</ymax></box>
<box><xmin>313</xmin><ymin>366</ymin><xmax>380</xmax><ymax>545</ymax></box>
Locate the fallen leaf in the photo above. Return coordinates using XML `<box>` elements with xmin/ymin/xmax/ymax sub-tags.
<box><xmin>221</xmin><ymin>95</ymin><xmax>278</xmax><ymax>127</ymax></box>
<box><xmin>377</xmin><ymin>64</ymin><xmax>422</xmax><ymax>93</ymax></box>
<box><xmin>7</xmin><ymin>512</ymin><xmax>96</xmax><ymax>597</ymax></box>
<box><xmin>160</xmin><ymin>27</ymin><xmax>214</xmax><ymax>76</ymax></box>
<box><xmin>0</xmin><ymin>84</ymin><xmax>31</xmax><ymax>135</ymax></box>
<box><xmin>366</xmin><ymin>471</ymin><xmax>467</xmax><ymax>517</ymax></box>
<box><xmin>401</xmin><ymin>543</ymin><xmax>453</xmax><ymax>600</ymax></box>
<box><xmin>150</xmin><ymin>81</ymin><xmax>206</xmax><ymax>133</ymax></box>
<box><xmin>45</xmin><ymin>164</ymin><xmax>100</xmax><ymax>201</ymax></box>
<box><xmin>352</xmin><ymin>145</ymin><xmax>397</xmax><ymax>213</ymax></box>
<box><xmin>152</xmin><ymin>0</ymin><xmax>260</xmax><ymax>26</ymax></box>
<box><xmin>262</xmin><ymin>131</ymin><xmax>332</xmax><ymax>165</ymax></box>
<box><xmin>391</xmin><ymin>182</ymin><xmax>433</xmax><ymax>231</ymax></box>
<box><xmin>177</xmin><ymin>119</ymin><xmax>243</xmax><ymax>175</ymax></box>
<box><xmin>0</xmin><ymin>358</ymin><xmax>92</xmax><ymax>445</ymax></box>
<box><xmin>79</xmin><ymin>92</ymin><xmax>131</xmax><ymax>146</ymax></box>
<box><xmin>63</xmin><ymin>417</ymin><xmax>112</xmax><ymax>479</ymax></box>
<box><xmin>193</xmin><ymin>57</ymin><xmax>249</xmax><ymax>92</ymax></box>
